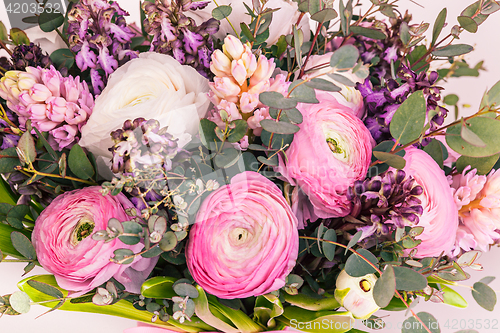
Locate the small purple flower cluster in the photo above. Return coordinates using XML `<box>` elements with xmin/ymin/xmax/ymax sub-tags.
<box><xmin>142</xmin><ymin>0</ymin><xmax>219</xmax><ymax>78</ymax></box>
<box><xmin>2</xmin><ymin>43</ymin><xmax>53</xmax><ymax>72</ymax></box>
<box><xmin>67</xmin><ymin>0</ymin><xmax>138</xmax><ymax>94</ymax></box>
<box><xmin>358</xmin><ymin>65</ymin><xmax>448</xmax><ymax>144</ymax></box>
<box><xmin>346</xmin><ymin>169</ymin><xmax>423</xmax><ymax>239</ymax></box>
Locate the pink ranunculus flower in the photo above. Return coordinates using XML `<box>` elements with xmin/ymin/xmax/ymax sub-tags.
<box><xmin>186</xmin><ymin>171</ymin><xmax>298</xmax><ymax>299</ymax></box>
<box><xmin>32</xmin><ymin>187</ymin><xmax>158</xmax><ymax>295</ymax></box>
<box><xmin>278</xmin><ymin>98</ymin><xmax>373</xmax><ymax>225</ymax></box>
<box><xmin>399</xmin><ymin>148</ymin><xmax>458</xmax><ymax>258</ymax></box>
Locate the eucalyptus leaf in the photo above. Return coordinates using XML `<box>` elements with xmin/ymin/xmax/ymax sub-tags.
<box><xmin>310</xmin><ymin>8</ymin><xmax>338</xmax><ymax>22</ymax></box>
<box><xmin>212</xmin><ymin>5</ymin><xmax>232</xmax><ymax>20</ymax></box>
<box><xmin>446</xmin><ymin>117</ymin><xmax>500</xmax><ymax>157</ymax></box>
<box><xmin>344</xmin><ymin>248</ymin><xmax>379</xmax><ymax>277</ymax></box>
<box><xmin>456</xmin><ymin>154</ymin><xmax>499</xmax><ymax>175</ymax></box>
<box><xmin>227</xmin><ymin>120</ymin><xmax>248</xmax><ymax>143</ymax></box>
<box><xmin>305</xmin><ymin>78</ymin><xmax>341</xmax><ymax>92</ymax></box>
<box><xmin>390</xmin><ymin>91</ymin><xmax>426</xmax><ymax>145</ymax></box>
<box><xmin>345</xmin><ymin>230</ymin><xmax>362</xmax><ymax>254</ymax></box>
<box><xmin>326</xmin><ymin>73</ymin><xmax>355</xmax><ymax>87</ymax></box>
<box><xmin>50</xmin><ymin>49</ymin><xmax>75</xmax><ymax>70</ymax></box>
<box><xmin>289</xmin><ymin>82</ymin><xmax>319</xmax><ymax>104</ymax></box>
<box><xmin>373</xmin><ymin>265</ymin><xmax>396</xmax><ymax>308</ymax></box>
<box><xmin>214</xmin><ymin>148</ymin><xmax>240</xmax><ymax>168</ymax></box>
<box><xmin>432</xmin><ymin>44</ymin><xmax>474</xmax><ymax>57</ymax></box>
<box><xmin>26</xmin><ymin>280</ymin><xmax>64</xmax><ymax>299</ymax></box>
<box><xmin>350</xmin><ymin>26</ymin><xmax>386</xmax><ymax>40</ymax></box>
<box><xmin>173</xmin><ymin>283</ymin><xmax>199</xmax><ymax>299</ymax></box>
<box><xmin>372</xmin><ymin>151</ymin><xmax>406</xmax><ymax>169</ymax></box>
<box><xmin>471</xmin><ymin>281</ymin><xmax>496</xmax><ymax>311</ymax></box>
<box><xmin>458</xmin><ymin>16</ymin><xmax>478</xmax><ymax>33</ymax></box>
<box><xmin>39</xmin><ymin>10</ymin><xmax>64</xmax><ymax>32</ymax></box>
<box><xmin>259</xmin><ymin>91</ymin><xmax>297</xmax><ymax>109</ymax></box>
<box><xmin>9</xmin><ymin>291</ymin><xmax>31</xmax><ymax>314</ymax></box>
<box><xmin>260</xmin><ymin>119</ymin><xmax>300</xmax><ymax>134</ymax></box>
<box><xmin>330</xmin><ymin>45</ymin><xmax>359</xmax><ymax>69</ymax></box>
<box><xmin>10</xmin><ymin>231</ymin><xmax>36</xmax><ymax>260</ymax></box>
<box><xmin>423</xmin><ymin>139</ymin><xmax>444</xmax><ymax>169</ymax></box>
<box><xmin>322</xmin><ymin>229</ymin><xmax>337</xmax><ymax>261</ymax></box>
<box><xmin>432</xmin><ymin>8</ymin><xmax>447</xmax><ymax>46</ymax></box>
<box><xmin>461</xmin><ymin>120</ymin><xmax>487</xmax><ymax>147</ymax></box>
<box><xmin>393</xmin><ymin>266</ymin><xmax>427</xmax><ymax>291</ymax></box>
<box><xmin>10</xmin><ymin>28</ymin><xmax>30</xmax><ymax>45</ymax></box>
<box><xmin>401</xmin><ymin>312</ymin><xmax>440</xmax><ymax>333</ymax></box>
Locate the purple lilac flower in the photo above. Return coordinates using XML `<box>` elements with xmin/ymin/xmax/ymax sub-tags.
<box><xmin>358</xmin><ymin>65</ymin><xmax>448</xmax><ymax>144</ymax></box>
<box><xmin>342</xmin><ymin>169</ymin><xmax>423</xmax><ymax>241</ymax></box>
<box><xmin>142</xmin><ymin>0</ymin><xmax>219</xmax><ymax>78</ymax></box>
<box><xmin>67</xmin><ymin>0</ymin><xmax>138</xmax><ymax>94</ymax></box>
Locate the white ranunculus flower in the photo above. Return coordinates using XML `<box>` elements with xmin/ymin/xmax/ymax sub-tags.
<box><xmin>334</xmin><ymin>270</ymin><xmax>380</xmax><ymax>319</ymax></box>
<box><xmin>80</xmin><ymin>52</ymin><xmax>210</xmax><ymax>167</ymax></box>
<box><xmin>189</xmin><ymin>0</ymin><xmax>310</xmax><ymax>45</ymax></box>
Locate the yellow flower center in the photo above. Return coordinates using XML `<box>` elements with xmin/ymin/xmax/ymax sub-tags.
<box><xmin>359</xmin><ymin>279</ymin><xmax>372</xmax><ymax>292</ymax></box>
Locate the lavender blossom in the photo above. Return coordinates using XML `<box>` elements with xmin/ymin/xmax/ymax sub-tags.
<box><xmin>343</xmin><ymin>170</ymin><xmax>423</xmax><ymax>241</ymax></box>
<box><xmin>67</xmin><ymin>0</ymin><xmax>138</xmax><ymax>94</ymax></box>
<box><xmin>358</xmin><ymin>65</ymin><xmax>448</xmax><ymax>144</ymax></box>
<box><xmin>142</xmin><ymin>0</ymin><xmax>219</xmax><ymax>78</ymax></box>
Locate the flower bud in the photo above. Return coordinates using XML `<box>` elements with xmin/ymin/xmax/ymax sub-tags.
<box><xmin>223</xmin><ymin>35</ymin><xmax>244</xmax><ymax>60</ymax></box>
<box><xmin>250</xmin><ymin>55</ymin><xmax>276</xmax><ymax>87</ymax></box>
<box><xmin>210</xmin><ymin>49</ymin><xmax>232</xmax><ymax>77</ymax></box>
<box><xmin>334</xmin><ymin>270</ymin><xmax>380</xmax><ymax>319</ymax></box>
<box><xmin>231</xmin><ymin>60</ymin><xmax>248</xmax><ymax>86</ymax></box>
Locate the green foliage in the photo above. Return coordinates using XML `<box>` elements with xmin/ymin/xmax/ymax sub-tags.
<box><xmin>401</xmin><ymin>312</ymin><xmax>440</xmax><ymax>333</ymax></box>
<box><xmin>310</xmin><ymin>8</ymin><xmax>338</xmax><ymax>23</ymax></box>
<box><xmin>432</xmin><ymin>8</ymin><xmax>447</xmax><ymax>46</ymax></box>
<box><xmin>423</xmin><ymin>139</ymin><xmax>444</xmax><ymax>168</ymax></box>
<box><xmin>322</xmin><ymin>229</ymin><xmax>337</xmax><ymax>261</ymax></box>
<box><xmin>330</xmin><ymin>45</ymin><xmax>359</xmax><ymax>70</ymax></box>
<box><xmin>471</xmin><ymin>281</ymin><xmax>497</xmax><ymax>311</ymax></box>
<box><xmin>141</xmin><ymin>276</ymin><xmax>178</xmax><ymax>299</ymax></box>
<box><xmin>345</xmin><ymin>230</ymin><xmax>362</xmax><ymax>254</ymax></box>
<box><xmin>344</xmin><ymin>249</ymin><xmax>378</xmax><ymax>277</ymax></box>
<box><xmin>393</xmin><ymin>266</ymin><xmax>427</xmax><ymax>291</ymax></box>
<box><xmin>390</xmin><ymin>91</ymin><xmax>426</xmax><ymax>145</ymax></box>
<box><xmin>283</xmin><ymin>293</ymin><xmax>340</xmax><ymax>311</ymax></box>
<box><xmin>39</xmin><ymin>9</ymin><xmax>65</xmax><ymax>32</ymax></box>
<box><xmin>259</xmin><ymin>91</ymin><xmax>297</xmax><ymax>109</ymax></box>
<box><xmin>10</xmin><ymin>28</ymin><xmax>30</xmax><ymax>46</ymax></box>
<box><xmin>9</xmin><ymin>291</ymin><xmax>31</xmax><ymax>314</ymax></box>
<box><xmin>350</xmin><ymin>26</ymin><xmax>386</xmax><ymax>40</ymax></box>
<box><xmin>432</xmin><ymin>44</ymin><xmax>474</xmax><ymax>57</ymax></box>
<box><xmin>446</xmin><ymin>117</ymin><xmax>500</xmax><ymax>157</ymax></box>
<box><xmin>373</xmin><ymin>265</ymin><xmax>395</xmax><ymax>308</ymax></box>
<box><xmin>456</xmin><ymin>154</ymin><xmax>499</xmax><ymax>175</ymax></box>
<box><xmin>50</xmin><ymin>49</ymin><xmax>75</xmax><ymax>71</ymax></box>
<box><xmin>212</xmin><ymin>5</ymin><xmax>232</xmax><ymax>20</ymax></box>
<box><xmin>281</xmin><ymin>306</ymin><xmax>354</xmax><ymax>333</ymax></box>
<box><xmin>441</xmin><ymin>286</ymin><xmax>467</xmax><ymax>308</ymax></box>
<box><xmin>10</xmin><ymin>231</ymin><xmax>36</xmax><ymax>260</ymax></box>
<box><xmin>17</xmin><ymin>132</ymin><xmax>37</xmax><ymax>165</ymax></box>
<box><xmin>68</xmin><ymin>144</ymin><xmax>95</xmax><ymax>180</ymax></box>
<box><xmin>372</xmin><ymin>151</ymin><xmax>406</xmax><ymax>169</ymax></box>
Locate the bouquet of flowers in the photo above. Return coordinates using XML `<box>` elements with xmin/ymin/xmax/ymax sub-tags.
<box><xmin>0</xmin><ymin>0</ymin><xmax>499</xmax><ymax>332</ymax></box>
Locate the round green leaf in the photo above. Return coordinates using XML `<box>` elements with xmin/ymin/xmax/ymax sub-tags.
<box><xmin>17</xmin><ymin>132</ymin><xmax>37</xmax><ymax>165</ymax></box>
<box><xmin>329</xmin><ymin>45</ymin><xmax>359</xmax><ymax>69</ymax></box>
<box><xmin>10</xmin><ymin>231</ymin><xmax>36</xmax><ymax>260</ymax></box>
<box><xmin>344</xmin><ymin>249</ymin><xmax>379</xmax><ymax>277</ymax></box>
<box><xmin>393</xmin><ymin>266</ymin><xmax>427</xmax><ymax>291</ymax></box>
<box><xmin>372</xmin><ymin>151</ymin><xmax>406</xmax><ymax>169</ymax></box>
<box><xmin>373</xmin><ymin>265</ymin><xmax>396</xmax><ymax>308</ymax></box>
<box><xmin>458</xmin><ymin>16</ymin><xmax>478</xmax><ymax>33</ymax></box>
<box><xmin>173</xmin><ymin>283</ymin><xmax>199</xmax><ymax>299</ymax></box>
<box><xmin>322</xmin><ymin>229</ymin><xmax>337</xmax><ymax>261</ymax></box>
<box><xmin>50</xmin><ymin>49</ymin><xmax>75</xmax><ymax>70</ymax></box>
<box><xmin>456</xmin><ymin>154</ymin><xmax>499</xmax><ymax>175</ymax></box>
<box><xmin>401</xmin><ymin>312</ymin><xmax>440</xmax><ymax>333</ymax></box>
<box><xmin>472</xmin><ymin>281</ymin><xmax>497</xmax><ymax>311</ymax></box>
<box><xmin>214</xmin><ymin>148</ymin><xmax>240</xmax><ymax>168</ymax></box>
<box><xmin>390</xmin><ymin>91</ymin><xmax>426</xmax><ymax>145</ymax></box>
<box><xmin>446</xmin><ymin>117</ymin><xmax>500</xmax><ymax>157</ymax></box>
<box><xmin>260</xmin><ymin>119</ymin><xmax>300</xmax><ymax>135</ymax></box>
<box><xmin>39</xmin><ymin>10</ymin><xmax>65</xmax><ymax>32</ymax></box>
<box><xmin>305</xmin><ymin>78</ymin><xmax>341</xmax><ymax>92</ymax></box>
<box><xmin>159</xmin><ymin>231</ymin><xmax>177</xmax><ymax>252</ymax></box>
<box><xmin>10</xmin><ymin>291</ymin><xmax>31</xmax><ymax>314</ymax></box>
<box><xmin>227</xmin><ymin>120</ymin><xmax>248</xmax><ymax>143</ymax></box>
<box><xmin>310</xmin><ymin>8</ymin><xmax>338</xmax><ymax>22</ymax></box>
<box><xmin>212</xmin><ymin>5</ymin><xmax>232</xmax><ymax>20</ymax></box>
<box><xmin>259</xmin><ymin>91</ymin><xmax>298</xmax><ymax>110</ymax></box>
<box><xmin>443</xmin><ymin>94</ymin><xmax>459</xmax><ymax>105</ymax></box>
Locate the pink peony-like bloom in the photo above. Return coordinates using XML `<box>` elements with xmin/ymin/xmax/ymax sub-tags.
<box><xmin>451</xmin><ymin>167</ymin><xmax>500</xmax><ymax>253</ymax></box>
<box><xmin>186</xmin><ymin>171</ymin><xmax>298</xmax><ymax>299</ymax></box>
<box><xmin>32</xmin><ymin>187</ymin><xmax>157</xmax><ymax>295</ymax></box>
<box><xmin>0</xmin><ymin>66</ymin><xmax>94</xmax><ymax>150</ymax></box>
<box><xmin>278</xmin><ymin>97</ymin><xmax>373</xmax><ymax>225</ymax></box>
<box><xmin>399</xmin><ymin>148</ymin><xmax>458</xmax><ymax>258</ymax></box>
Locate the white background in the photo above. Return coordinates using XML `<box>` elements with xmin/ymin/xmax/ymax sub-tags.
<box><xmin>1</xmin><ymin>0</ymin><xmax>500</xmax><ymax>332</ymax></box>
